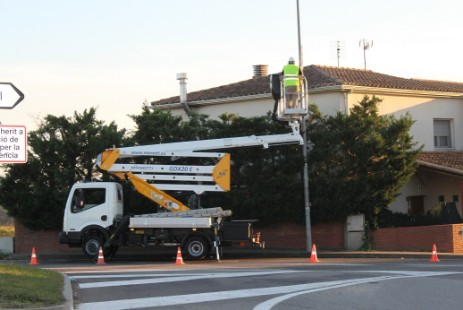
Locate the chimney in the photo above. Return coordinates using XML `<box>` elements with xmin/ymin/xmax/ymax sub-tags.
<box><xmin>176</xmin><ymin>73</ymin><xmax>192</xmax><ymax>115</ymax></box>
<box><xmin>252</xmin><ymin>64</ymin><xmax>268</xmax><ymax>79</ymax></box>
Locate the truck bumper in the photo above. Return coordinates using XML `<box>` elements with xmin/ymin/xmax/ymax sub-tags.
<box><xmin>58</xmin><ymin>231</ymin><xmax>69</xmax><ymax>244</ymax></box>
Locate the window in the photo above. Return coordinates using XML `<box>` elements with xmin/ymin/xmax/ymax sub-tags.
<box><xmin>433</xmin><ymin>119</ymin><xmax>452</xmax><ymax>149</ymax></box>
<box><xmin>72</xmin><ymin>188</ymin><xmax>106</xmax><ymax>213</ymax></box>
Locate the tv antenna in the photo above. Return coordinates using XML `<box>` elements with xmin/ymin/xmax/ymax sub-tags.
<box><xmin>336</xmin><ymin>41</ymin><xmax>345</xmax><ymax>67</ymax></box>
<box><xmin>359</xmin><ymin>39</ymin><xmax>373</xmax><ymax>69</ymax></box>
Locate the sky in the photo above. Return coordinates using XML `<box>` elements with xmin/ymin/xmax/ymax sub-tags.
<box><xmin>1</xmin><ymin>0</ymin><xmax>463</xmax><ymax>131</ymax></box>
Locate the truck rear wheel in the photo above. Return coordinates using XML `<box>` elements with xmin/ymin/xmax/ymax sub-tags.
<box><xmin>184</xmin><ymin>236</ymin><xmax>209</xmax><ymax>260</ymax></box>
<box><xmin>82</xmin><ymin>234</ymin><xmax>103</xmax><ymax>259</ymax></box>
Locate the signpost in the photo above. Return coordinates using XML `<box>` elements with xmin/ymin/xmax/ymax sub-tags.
<box><xmin>0</xmin><ymin>82</ymin><xmax>27</xmax><ymax>163</ymax></box>
<box><xmin>0</xmin><ymin>82</ymin><xmax>24</xmax><ymax>109</ymax></box>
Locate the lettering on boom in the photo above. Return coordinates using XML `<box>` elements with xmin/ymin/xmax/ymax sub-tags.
<box><xmin>0</xmin><ymin>125</ymin><xmax>27</xmax><ymax>163</ymax></box>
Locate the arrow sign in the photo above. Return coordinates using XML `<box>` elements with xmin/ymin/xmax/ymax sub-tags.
<box><xmin>0</xmin><ymin>82</ymin><xmax>25</xmax><ymax>109</ymax></box>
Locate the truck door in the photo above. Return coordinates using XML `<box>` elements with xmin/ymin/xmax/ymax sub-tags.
<box><xmin>68</xmin><ymin>187</ymin><xmax>110</xmax><ymax>230</ymax></box>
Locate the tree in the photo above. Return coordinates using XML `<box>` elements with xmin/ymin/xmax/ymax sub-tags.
<box><xmin>130</xmin><ymin>105</ymin><xmax>212</xmax><ymax>144</ymax></box>
<box><xmin>308</xmin><ymin>95</ymin><xmax>422</xmax><ymax>227</ymax></box>
<box><xmin>0</xmin><ymin>108</ymin><xmax>126</xmax><ymax>229</ymax></box>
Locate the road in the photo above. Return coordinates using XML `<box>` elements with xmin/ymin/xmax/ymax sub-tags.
<box><xmin>44</xmin><ymin>257</ymin><xmax>463</xmax><ymax>310</ymax></box>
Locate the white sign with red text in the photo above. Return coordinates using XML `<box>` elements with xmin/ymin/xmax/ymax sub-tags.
<box><xmin>0</xmin><ymin>125</ymin><xmax>27</xmax><ymax>163</ymax></box>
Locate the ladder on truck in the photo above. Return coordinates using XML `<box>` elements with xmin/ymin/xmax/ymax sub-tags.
<box><xmin>134</xmin><ymin>207</ymin><xmax>232</xmax><ymax>218</ymax></box>
<box><xmin>130</xmin><ymin>207</ymin><xmax>231</xmax><ymax>230</ymax></box>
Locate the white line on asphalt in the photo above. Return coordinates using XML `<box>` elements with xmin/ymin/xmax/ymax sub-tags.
<box><xmin>252</xmin><ymin>270</ymin><xmax>463</xmax><ymax>310</ymax></box>
<box><xmin>70</xmin><ymin>273</ymin><xmax>215</xmax><ymax>279</ymax></box>
<box><xmin>356</xmin><ymin>270</ymin><xmax>463</xmax><ymax>277</ymax></box>
<box><xmin>76</xmin><ymin>270</ymin><xmax>463</xmax><ymax>310</ymax></box>
<box><xmin>77</xmin><ymin>276</ymin><xmax>395</xmax><ymax>310</ymax></box>
<box><xmin>78</xmin><ymin>270</ymin><xmax>300</xmax><ymax>289</ymax></box>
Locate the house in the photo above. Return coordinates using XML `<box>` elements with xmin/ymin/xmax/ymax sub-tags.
<box><xmin>151</xmin><ymin>65</ymin><xmax>463</xmax><ymax>219</ymax></box>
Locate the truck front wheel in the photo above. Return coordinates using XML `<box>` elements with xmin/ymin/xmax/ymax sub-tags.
<box><xmin>184</xmin><ymin>236</ymin><xmax>209</xmax><ymax>260</ymax></box>
<box><xmin>82</xmin><ymin>234</ymin><xmax>103</xmax><ymax>259</ymax></box>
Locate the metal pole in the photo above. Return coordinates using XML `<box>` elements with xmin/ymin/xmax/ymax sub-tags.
<box><xmin>297</xmin><ymin>0</ymin><xmax>312</xmax><ymax>253</ymax></box>
<box><xmin>296</xmin><ymin>0</ymin><xmax>303</xmax><ymax>67</ymax></box>
<box><xmin>363</xmin><ymin>40</ymin><xmax>367</xmax><ymax>69</ymax></box>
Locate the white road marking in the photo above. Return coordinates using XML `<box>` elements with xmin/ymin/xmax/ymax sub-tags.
<box><xmin>253</xmin><ymin>270</ymin><xmax>463</xmax><ymax>310</ymax></box>
<box><xmin>76</xmin><ymin>270</ymin><xmax>463</xmax><ymax>310</ymax></box>
<box><xmin>78</xmin><ymin>270</ymin><xmax>299</xmax><ymax>289</ymax></box>
<box><xmin>77</xmin><ymin>276</ymin><xmax>394</xmax><ymax>310</ymax></box>
<box><xmin>70</xmin><ymin>272</ymin><xmax>217</xmax><ymax>279</ymax></box>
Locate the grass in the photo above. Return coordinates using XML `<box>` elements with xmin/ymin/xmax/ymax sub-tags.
<box><xmin>0</xmin><ymin>225</ymin><xmax>14</xmax><ymax>237</ymax></box>
<box><xmin>0</xmin><ymin>263</ymin><xmax>64</xmax><ymax>309</ymax></box>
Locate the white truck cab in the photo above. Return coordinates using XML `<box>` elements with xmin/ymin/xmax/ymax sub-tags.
<box><xmin>60</xmin><ymin>182</ymin><xmax>123</xmax><ymax>257</ymax></box>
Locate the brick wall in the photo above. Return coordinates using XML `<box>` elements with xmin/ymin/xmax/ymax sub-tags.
<box><xmin>14</xmin><ymin>221</ymin><xmax>463</xmax><ymax>254</ymax></box>
<box><xmin>14</xmin><ymin>221</ymin><xmax>73</xmax><ymax>254</ymax></box>
<box><xmin>14</xmin><ymin>221</ymin><xmax>346</xmax><ymax>253</ymax></box>
<box><xmin>371</xmin><ymin>224</ymin><xmax>463</xmax><ymax>253</ymax></box>
<box><xmin>258</xmin><ymin>222</ymin><xmax>345</xmax><ymax>250</ymax></box>
<box><xmin>452</xmin><ymin>224</ymin><xmax>463</xmax><ymax>253</ymax></box>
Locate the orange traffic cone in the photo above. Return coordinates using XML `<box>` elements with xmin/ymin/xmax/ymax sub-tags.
<box><xmin>96</xmin><ymin>247</ymin><xmax>106</xmax><ymax>265</ymax></box>
<box><xmin>29</xmin><ymin>247</ymin><xmax>39</xmax><ymax>265</ymax></box>
<box><xmin>175</xmin><ymin>246</ymin><xmax>185</xmax><ymax>265</ymax></box>
<box><xmin>429</xmin><ymin>244</ymin><xmax>439</xmax><ymax>262</ymax></box>
<box><xmin>309</xmin><ymin>244</ymin><xmax>320</xmax><ymax>263</ymax></box>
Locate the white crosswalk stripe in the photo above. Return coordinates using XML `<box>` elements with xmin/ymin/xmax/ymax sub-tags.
<box><xmin>75</xmin><ymin>270</ymin><xmax>299</xmax><ymax>289</ymax></box>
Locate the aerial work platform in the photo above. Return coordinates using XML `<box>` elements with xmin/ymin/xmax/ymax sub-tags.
<box><xmin>270</xmin><ymin>73</ymin><xmax>308</xmax><ymax>122</ymax></box>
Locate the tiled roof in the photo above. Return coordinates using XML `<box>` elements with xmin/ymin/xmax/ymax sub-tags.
<box><xmin>418</xmin><ymin>152</ymin><xmax>463</xmax><ymax>173</ymax></box>
<box><xmin>152</xmin><ymin>76</ymin><xmax>270</xmax><ymax>106</ymax></box>
<box><xmin>151</xmin><ymin>65</ymin><xmax>463</xmax><ymax>106</ymax></box>
<box><xmin>308</xmin><ymin>66</ymin><xmax>463</xmax><ymax>92</ymax></box>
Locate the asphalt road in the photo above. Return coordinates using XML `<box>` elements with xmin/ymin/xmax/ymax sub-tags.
<box><xmin>44</xmin><ymin>257</ymin><xmax>463</xmax><ymax>310</ymax></box>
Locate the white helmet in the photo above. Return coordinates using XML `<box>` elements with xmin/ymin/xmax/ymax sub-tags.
<box><xmin>288</xmin><ymin>57</ymin><xmax>295</xmax><ymax>63</ymax></box>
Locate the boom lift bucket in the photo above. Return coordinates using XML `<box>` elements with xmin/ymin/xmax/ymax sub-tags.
<box><xmin>270</xmin><ymin>73</ymin><xmax>308</xmax><ymax>122</ymax></box>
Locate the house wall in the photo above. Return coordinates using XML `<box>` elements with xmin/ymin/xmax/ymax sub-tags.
<box><xmin>163</xmin><ymin>97</ymin><xmax>275</xmax><ymax>120</ymax></box>
<box><xmin>308</xmin><ymin>92</ymin><xmax>347</xmax><ymax>115</ymax></box>
<box><xmin>194</xmin><ymin>98</ymin><xmax>274</xmax><ymax>119</ymax></box>
<box><xmin>345</xmin><ymin>92</ymin><xmax>463</xmax><ymax>215</ymax></box>
<box><xmin>391</xmin><ymin>169</ymin><xmax>463</xmax><ymax>217</ymax></box>
<box><xmin>161</xmin><ymin>91</ymin><xmax>463</xmax><ymax>154</ymax></box>
<box><xmin>347</xmin><ymin>92</ymin><xmax>463</xmax><ymax>152</ymax></box>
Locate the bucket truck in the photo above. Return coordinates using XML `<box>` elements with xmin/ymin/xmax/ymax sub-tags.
<box><xmin>59</xmin><ymin>122</ymin><xmax>304</xmax><ymax>260</ymax></box>
<box><xmin>59</xmin><ymin>67</ymin><xmax>308</xmax><ymax>261</ymax></box>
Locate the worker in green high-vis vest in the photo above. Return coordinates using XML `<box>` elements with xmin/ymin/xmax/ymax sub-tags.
<box><xmin>281</xmin><ymin>57</ymin><xmax>302</xmax><ymax>108</ymax></box>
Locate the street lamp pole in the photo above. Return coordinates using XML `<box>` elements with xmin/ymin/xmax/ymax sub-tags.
<box><xmin>296</xmin><ymin>0</ymin><xmax>312</xmax><ymax>253</ymax></box>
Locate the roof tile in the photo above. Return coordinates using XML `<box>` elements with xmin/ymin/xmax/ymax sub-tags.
<box><xmin>151</xmin><ymin>65</ymin><xmax>463</xmax><ymax>105</ymax></box>
<box><xmin>419</xmin><ymin>152</ymin><xmax>463</xmax><ymax>171</ymax></box>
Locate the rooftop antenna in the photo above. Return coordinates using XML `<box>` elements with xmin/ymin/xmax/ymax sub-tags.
<box><xmin>359</xmin><ymin>39</ymin><xmax>373</xmax><ymax>69</ymax></box>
